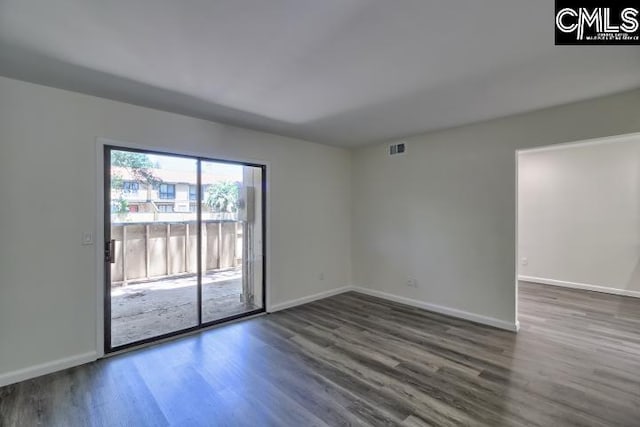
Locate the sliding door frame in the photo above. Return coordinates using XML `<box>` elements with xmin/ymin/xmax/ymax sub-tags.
<box><xmin>102</xmin><ymin>143</ymin><xmax>267</xmax><ymax>354</ymax></box>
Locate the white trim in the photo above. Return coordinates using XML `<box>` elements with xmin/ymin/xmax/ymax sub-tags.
<box><xmin>517</xmin><ymin>131</ymin><xmax>640</xmax><ymax>155</ymax></box>
<box><xmin>95</xmin><ymin>139</ymin><xmax>105</xmax><ymax>358</ymax></box>
<box><xmin>0</xmin><ymin>352</ymin><xmax>97</xmax><ymax>388</ymax></box>
<box><xmin>264</xmin><ymin>164</ymin><xmax>272</xmax><ymax>314</ymax></box>
<box><xmin>268</xmin><ymin>286</ymin><xmax>353</xmax><ymax>312</ymax></box>
<box><xmin>351</xmin><ymin>287</ymin><xmax>519</xmax><ymax>332</ymax></box>
<box><xmin>519</xmin><ymin>276</ymin><xmax>640</xmax><ymax>299</ymax></box>
<box><xmin>269</xmin><ymin>285</ymin><xmax>519</xmax><ymax>332</ymax></box>
<box><xmin>514</xmin><ymin>149</ymin><xmax>520</xmax><ymax>327</ymax></box>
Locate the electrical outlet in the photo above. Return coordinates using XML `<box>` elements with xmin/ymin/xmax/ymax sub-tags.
<box><xmin>406</xmin><ymin>279</ymin><xmax>418</xmax><ymax>288</ymax></box>
<box><xmin>521</xmin><ymin>257</ymin><xmax>528</xmax><ymax>266</ymax></box>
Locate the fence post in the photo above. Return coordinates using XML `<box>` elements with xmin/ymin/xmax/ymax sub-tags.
<box><xmin>166</xmin><ymin>223</ymin><xmax>171</xmax><ymax>276</ymax></box>
<box><xmin>202</xmin><ymin>223</ymin><xmax>207</xmax><ymax>273</ymax></box>
<box><xmin>217</xmin><ymin>221</ymin><xmax>222</xmax><ymax>269</ymax></box>
<box><xmin>145</xmin><ymin>224</ymin><xmax>150</xmax><ymax>279</ymax></box>
<box><xmin>185</xmin><ymin>223</ymin><xmax>189</xmax><ymax>273</ymax></box>
<box><xmin>122</xmin><ymin>225</ymin><xmax>128</xmax><ymax>285</ymax></box>
<box><xmin>233</xmin><ymin>222</ymin><xmax>238</xmax><ymax>267</ymax></box>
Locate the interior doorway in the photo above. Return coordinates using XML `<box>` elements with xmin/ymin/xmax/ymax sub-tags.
<box><xmin>104</xmin><ymin>145</ymin><xmax>266</xmax><ymax>352</ymax></box>
<box><xmin>516</xmin><ymin>132</ymin><xmax>640</xmax><ymax>326</ymax></box>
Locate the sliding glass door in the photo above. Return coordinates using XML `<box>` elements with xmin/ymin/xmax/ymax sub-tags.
<box><xmin>104</xmin><ymin>146</ymin><xmax>265</xmax><ymax>352</ymax></box>
<box><xmin>200</xmin><ymin>161</ymin><xmax>264</xmax><ymax>323</ymax></box>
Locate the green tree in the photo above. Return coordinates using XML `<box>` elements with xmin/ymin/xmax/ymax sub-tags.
<box><xmin>206</xmin><ymin>181</ymin><xmax>240</xmax><ymax>213</ymax></box>
<box><xmin>110</xmin><ymin>151</ymin><xmax>161</xmax><ymax>214</ymax></box>
<box><xmin>111</xmin><ymin>151</ymin><xmax>159</xmax><ymax>186</ymax></box>
<box><xmin>111</xmin><ymin>196</ymin><xmax>129</xmax><ymax>214</ymax></box>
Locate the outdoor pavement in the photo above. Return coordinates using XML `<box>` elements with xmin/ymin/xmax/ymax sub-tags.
<box><xmin>110</xmin><ymin>267</ymin><xmax>257</xmax><ymax>347</ymax></box>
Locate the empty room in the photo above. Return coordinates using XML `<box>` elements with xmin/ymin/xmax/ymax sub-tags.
<box><xmin>1</xmin><ymin>1</ymin><xmax>639</xmax><ymax>426</ymax></box>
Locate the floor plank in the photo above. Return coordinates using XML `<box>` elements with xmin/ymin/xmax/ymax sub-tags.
<box><xmin>1</xmin><ymin>282</ymin><xmax>640</xmax><ymax>426</ymax></box>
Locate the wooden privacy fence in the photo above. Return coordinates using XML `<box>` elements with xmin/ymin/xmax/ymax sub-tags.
<box><xmin>110</xmin><ymin>220</ymin><xmax>242</xmax><ymax>285</ymax></box>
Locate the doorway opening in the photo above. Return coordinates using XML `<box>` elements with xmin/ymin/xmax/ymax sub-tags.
<box><xmin>104</xmin><ymin>145</ymin><xmax>266</xmax><ymax>352</ymax></box>
<box><xmin>516</xmin><ymin>132</ymin><xmax>640</xmax><ymax>327</ymax></box>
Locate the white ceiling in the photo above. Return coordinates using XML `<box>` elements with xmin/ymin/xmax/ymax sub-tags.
<box><xmin>1</xmin><ymin>0</ymin><xmax>639</xmax><ymax>147</ymax></box>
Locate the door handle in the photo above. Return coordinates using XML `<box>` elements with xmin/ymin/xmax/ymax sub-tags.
<box><xmin>105</xmin><ymin>239</ymin><xmax>116</xmax><ymax>263</ymax></box>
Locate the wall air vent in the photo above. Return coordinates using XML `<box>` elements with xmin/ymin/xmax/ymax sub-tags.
<box><xmin>389</xmin><ymin>142</ymin><xmax>406</xmax><ymax>155</ymax></box>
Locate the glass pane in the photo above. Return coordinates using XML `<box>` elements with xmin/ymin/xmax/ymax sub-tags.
<box><xmin>109</xmin><ymin>150</ymin><xmax>199</xmax><ymax>348</ymax></box>
<box><xmin>200</xmin><ymin>161</ymin><xmax>263</xmax><ymax>323</ymax></box>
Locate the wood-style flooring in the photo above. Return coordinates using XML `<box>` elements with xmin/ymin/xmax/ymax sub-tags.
<box><xmin>1</xmin><ymin>282</ymin><xmax>639</xmax><ymax>426</ymax></box>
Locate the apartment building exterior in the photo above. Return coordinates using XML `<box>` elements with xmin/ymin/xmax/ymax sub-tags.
<box><xmin>111</xmin><ymin>167</ymin><xmax>238</xmax><ymax>222</ymax></box>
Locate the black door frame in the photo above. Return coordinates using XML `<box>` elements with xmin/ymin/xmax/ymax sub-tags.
<box><xmin>104</xmin><ymin>144</ymin><xmax>267</xmax><ymax>353</ymax></box>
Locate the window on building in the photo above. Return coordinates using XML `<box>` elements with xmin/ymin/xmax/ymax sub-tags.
<box><xmin>122</xmin><ymin>181</ymin><xmax>139</xmax><ymax>193</ymax></box>
<box><xmin>158</xmin><ymin>204</ymin><xmax>174</xmax><ymax>213</ymax></box>
<box><xmin>189</xmin><ymin>185</ymin><xmax>197</xmax><ymax>201</ymax></box>
<box><xmin>158</xmin><ymin>184</ymin><xmax>175</xmax><ymax>199</ymax></box>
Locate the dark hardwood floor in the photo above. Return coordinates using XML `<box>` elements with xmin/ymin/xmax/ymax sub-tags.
<box><xmin>1</xmin><ymin>282</ymin><xmax>640</xmax><ymax>426</ymax></box>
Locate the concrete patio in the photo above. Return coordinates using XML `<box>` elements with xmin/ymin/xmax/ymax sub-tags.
<box><xmin>110</xmin><ymin>267</ymin><xmax>257</xmax><ymax>347</ymax></box>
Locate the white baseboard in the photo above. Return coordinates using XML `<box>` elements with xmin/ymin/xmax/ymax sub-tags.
<box><xmin>0</xmin><ymin>351</ymin><xmax>97</xmax><ymax>388</ymax></box>
<box><xmin>519</xmin><ymin>275</ymin><xmax>640</xmax><ymax>299</ymax></box>
<box><xmin>268</xmin><ymin>286</ymin><xmax>353</xmax><ymax>312</ymax></box>
<box><xmin>351</xmin><ymin>287</ymin><xmax>518</xmax><ymax>332</ymax></box>
<box><xmin>2</xmin><ymin>283</ymin><xmax>523</xmax><ymax>388</ymax></box>
<box><xmin>269</xmin><ymin>285</ymin><xmax>518</xmax><ymax>332</ymax></box>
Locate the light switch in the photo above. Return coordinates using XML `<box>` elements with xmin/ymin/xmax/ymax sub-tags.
<box><xmin>82</xmin><ymin>232</ymin><xmax>94</xmax><ymax>246</ymax></box>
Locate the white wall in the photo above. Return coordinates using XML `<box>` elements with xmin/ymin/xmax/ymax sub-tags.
<box><xmin>518</xmin><ymin>135</ymin><xmax>640</xmax><ymax>296</ymax></box>
<box><xmin>351</xmin><ymin>89</ymin><xmax>640</xmax><ymax>328</ymax></box>
<box><xmin>0</xmin><ymin>76</ymin><xmax>351</xmax><ymax>383</ymax></box>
